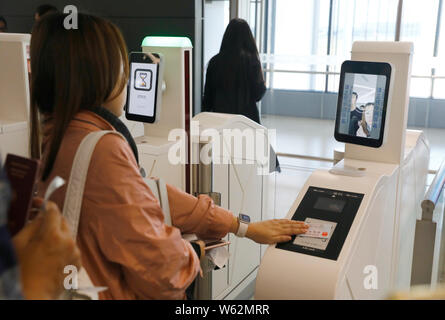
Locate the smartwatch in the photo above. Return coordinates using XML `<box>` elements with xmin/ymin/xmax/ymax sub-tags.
<box><xmin>236</xmin><ymin>213</ymin><xmax>250</xmax><ymax>238</ymax></box>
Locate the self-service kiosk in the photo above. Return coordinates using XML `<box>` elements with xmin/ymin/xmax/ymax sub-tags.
<box><xmin>191</xmin><ymin>112</ymin><xmax>276</xmax><ymax>300</ymax></box>
<box><xmin>121</xmin><ymin>36</ymin><xmax>193</xmax><ymax>192</ymax></box>
<box><xmin>255</xmin><ymin>42</ymin><xmax>429</xmax><ymax>299</ymax></box>
<box><xmin>123</xmin><ymin>37</ymin><xmax>275</xmax><ymax>299</ymax></box>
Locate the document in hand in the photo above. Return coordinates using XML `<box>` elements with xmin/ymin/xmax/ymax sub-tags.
<box><xmin>4</xmin><ymin>154</ymin><xmax>40</xmax><ymax>236</ymax></box>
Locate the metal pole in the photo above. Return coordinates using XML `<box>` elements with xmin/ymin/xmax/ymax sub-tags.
<box><xmin>325</xmin><ymin>0</ymin><xmax>334</xmax><ymax>92</ymax></box>
<box><xmin>230</xmin><ymin>0</ymin><xmax>238</xmax><ymax>19</ymax></box>
<box><xmin>268</xmin><ymin>0</ymin><xmax>276</xmax><ymax>89</ymax></box>
<box><xmin>395</xmin><ymin>0</ymin><xmax>403</xmax><ymax>41</ymax></box>
<box><xmin>431</xmin><ymin>0</ymin><xmax>443</xmax><ymax>97</ymax></box>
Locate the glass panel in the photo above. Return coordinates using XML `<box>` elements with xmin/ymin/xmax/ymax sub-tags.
<box><xmin>434</xmin><ymin>2</ymin><xmax>445</xmax><ymax>98</ymax></box>
<box><xmin>270</xmin><ymin>72</ymin><xmax>326</xmax><ymax>92</ymax></box>
<box><xmin>410</xmin><ymin>78</ymin><xmax>432</xmax><ymax>99</ymax></box>
<box><xmin>327</xmin><ymin>0</ymin><xmax>398</xmax><ymax>92</ymax></box>
<box><xmin>433</xmin><ymin>79</ymin><xmax>445</xmax><ymax>99</ymax></box>
<box><xmin>400</xmin><ymin>0</ymin><xmax>440</xmax><ymax>98</ymax></box>
<box><xmin>249</xmin><ymin>0</ymin><xmax>259</xmax><ymax>38</ymax></box>
<box><xmin>203</xmin><ymin>0</ymin><xmax>231</xmax><ymax>68</ymax></box>
<box><xmin>269</xmin><ymin>0</ymin><xmax>330</xmax><ymax>91</ymax></box>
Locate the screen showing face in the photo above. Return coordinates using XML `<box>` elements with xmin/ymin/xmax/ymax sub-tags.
<box><xmin>338</xmin><ymin>72</ymin><xmax>387</xmax><ymax>141</ymax></box>
<box><xmin>128</xmin><ymin>62</ymin><xmax>158</xmax><ymax>117</ymax></box>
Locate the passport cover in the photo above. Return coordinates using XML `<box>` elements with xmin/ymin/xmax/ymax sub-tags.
<box><xmin>4</xmin><ymin>154</ymin><xmax>40</xmax><ymax>237</ymax></box>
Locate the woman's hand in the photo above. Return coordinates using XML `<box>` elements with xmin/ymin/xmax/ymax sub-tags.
<box><xmin>12</xmin><ymin>199</ymin><xmax>82</xmax><ymax>300</ymax></box>
<box><xmin>245</xmin><ymin>219</ymin><xmax>308</xmax><ymax>244</ymax></box>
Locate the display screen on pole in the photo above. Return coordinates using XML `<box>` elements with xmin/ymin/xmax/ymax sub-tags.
<box><xmin>125</xmin><ymin>52</ymin><xmax>162</xmax><ymax>123</ymax></box>
<box><xmin>334</xmin><ymin>61</ymin><xmax>392</xmax><ymax>148</ymax></box>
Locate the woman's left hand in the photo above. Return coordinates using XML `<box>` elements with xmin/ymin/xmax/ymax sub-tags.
<box><xmin>245</xmin><ymin>219</ymin><xmax>309</xmax><ymax>244</ymax></box>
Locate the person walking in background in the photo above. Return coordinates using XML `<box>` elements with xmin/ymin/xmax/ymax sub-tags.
<box><xmin>203</xmin><ymin>18</ymin><xmax>280</xmax><ymax>172</ymax></box>
<box><xmin>356</xmin><ymin>102</ymin><xmax>374</xmax><ymax>138</ymax></box>
<box><xmin>0</xmin><ymin>16</ymin><xmax>8</xmax><ymax>33</ymax></box>
<box><xmin>34</xmin><ymin>4</ymin><xmax>58</xmax><ymax>22</ymax></box>
<box><xmin>203</xmin><ymin>18</ymin><xmax>266</xmax><ymax>124</ymax></box>
<box><xmin>348</xmin><ymin>92</ymin><xmax>361</xmax><ymax>136</ymax></box>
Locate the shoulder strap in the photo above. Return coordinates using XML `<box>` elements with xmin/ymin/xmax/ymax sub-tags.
<box><xmin>62</xmin><ymin>130</ymin><xmax>124</xmax><ymax>239</ymax></box>
<box><xmin>143</xmin><ymin>178</ymin><xmax>171</xmax><ymax>227</ymax></box>
<box><xmin>157</xmin><ymin>178</ymin><xmax>171</xmax><ymax>226</ymax></box>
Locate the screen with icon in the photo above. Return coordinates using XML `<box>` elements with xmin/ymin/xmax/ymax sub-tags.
<box><xmin>134</xmin><ymin>69</ymin><xmax>153</xmax><ymax>91</ymax></box>
<box><xmin>128</xmin><ymin>62</ymin><xmax>158</xmax><ymax>117</ymax></box>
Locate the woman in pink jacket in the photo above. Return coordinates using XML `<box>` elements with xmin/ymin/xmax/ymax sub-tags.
<box><xmin>30</xmin><ymin>13</ymin><xmax>308</xmax><ymax>299</ymax></box>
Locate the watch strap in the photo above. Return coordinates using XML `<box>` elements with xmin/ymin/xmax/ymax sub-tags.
<box><xmin>236</xmin><ymin>219</ymin><xmax>249</xmax><ymax>237</ymax></box>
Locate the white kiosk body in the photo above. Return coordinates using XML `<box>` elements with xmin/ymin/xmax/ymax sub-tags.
<box><xmin>191</xmin><ymin>112</ymin><xmax>275</xmax><ymax>299</ymax></box>
<box><xmin>0</xmin><ymin>33</ymin><xmax>31</xmax><ymax>163</ymax></box>
<box><xmin>121</xmin><ymin>37</ymin><xmax>194</xmax><ymax>192</ymax></box>
<box><xmin>255</xmin><ymin>42</ymin><xmax>429</xmax><ymax>299</ymax></box>
<box><xmin>127</xmin><ymin>38</ymin><xmax>275</xmax><ymax>299</ymax></box>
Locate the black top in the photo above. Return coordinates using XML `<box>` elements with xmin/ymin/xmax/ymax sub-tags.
<box><xmin>202</xmin><ymin>53</ymin><xmax>267</xmax><ymax>124</ymax></box>
<box><xmin>349</xmin><ymin>108</ymin><xmax>363</xmax><ymax>136</ymax></box>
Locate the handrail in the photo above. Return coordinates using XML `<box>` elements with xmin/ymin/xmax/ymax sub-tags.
<box><xmin>422</xmin><ymin>159</ymin><xmax>445</xmax><ymax>220</ymax></box>
<box><xmin>276</xmin><ymin>152</ymin><xmax>437</xmax><ymax>174</ymax></box>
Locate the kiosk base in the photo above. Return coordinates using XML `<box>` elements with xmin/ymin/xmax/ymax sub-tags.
<box><xmin>329</xmin><ymin>161</ymin><xmax>367</xmax><ymax>177</ymax></box>
<box><xmin>255</xmin><ymin>130</ymin><xmax>429</xmax><ymax>299</ymax></box>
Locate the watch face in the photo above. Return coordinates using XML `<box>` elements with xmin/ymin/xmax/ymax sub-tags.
<box><xmin>239</xmin><ymin>214</ymin><xmax>250</xmax><ymax>223</ymax></box>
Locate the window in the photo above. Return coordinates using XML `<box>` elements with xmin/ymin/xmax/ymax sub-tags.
<box><xmin>203</xmin><ymin>1</ymin><xmax>231</xmax><ymax>68</ymax></box>
<box><xmin>433</xmin><ymin>1</ymin><xmax>445</xmax><ymax>99</ymax></box>
<box><xmin>400</xmin><ymin>0</ymin><xmax>440</xmax><ymax>98</ymax></box>
<box><xmin>267</xmin><ymin>0</ymin><xmax>330</xmax><ymax>91</ymax></box>
<box><xmin>327</xmin><ymin>0</ymin><xmax>398</xmax><ymax>92</ymax></box>
<box><xmin>261</xmin><ymin>0</ymin><xmax>444</xmax><ymax>99</ymax></box>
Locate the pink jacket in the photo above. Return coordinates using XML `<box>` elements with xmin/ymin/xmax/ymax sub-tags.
<box><xmin>37</xmin><ymin>111</ymin><xmax>234</xmax><ymax>299</ymax></box>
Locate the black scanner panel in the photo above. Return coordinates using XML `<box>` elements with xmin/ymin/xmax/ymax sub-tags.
<box><xmin>276</xmin><ymin>186</ymin><xmax>364</xmax><ymax>261</ymax></box>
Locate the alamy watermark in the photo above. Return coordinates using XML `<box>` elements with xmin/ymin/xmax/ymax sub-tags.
<box><xmin>64</xmin><ymin>264</ymin><xmax>79</xmax><ymax>290</ymax></box>
<box><xmin>63</xmin><ymin>5</ymin><xmax>78</xmax><ymax>30</ymax></box>
<box><xmin>363</xmin><ymin>265</ymin><xmax>378</xmax><ymax>290</ymax></box>
<box><xmin>167</xmin><ymin>120</ymin><xmax>277</xmax><ymax>176</ymax></box>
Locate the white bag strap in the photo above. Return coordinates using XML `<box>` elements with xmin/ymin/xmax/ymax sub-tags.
<box><xmin>143</xmin><ymin>177</ymin><xmax>171</xmax><ymax>227</ymax></box>
<box><xmin>157</xmin><ymin>178</ymin><xmax>171</xmax><ymax>226</ymax></box>
<box><xmin>63</xmin><ymin>130</ymin><xmax>124</xmax><ymax>239</ymax></box>
<box><xmin>144</xmin><ymin>179</ymin><xmax>160</xmax><ymax>203</ymax></box>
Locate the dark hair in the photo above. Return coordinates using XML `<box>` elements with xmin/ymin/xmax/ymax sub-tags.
<box><xmin>217</xmin><ymin>18</ymin><xmax>261</xmax><ymax>113</ymax></box>
<box><xmin>0</xmin><ymin>16</ymin><xmax>7</xmax><ymax>31</ymax></box>
<box><xmin>352</xmin><ymin>92</ymin><xmax>358</xmax><ymax>98</ymax></box>
<box><xmin>30</xmin><ymin>13</ymin><xmax>129</xmax><ymax>181</ymax></box>
<box><xmin>220</xmin><ymin>18</ymin><xmax>259</xmax><ymax>57</ymax></box>
<box><xmin>36</xmin><ymin>4</ymin><xmax>58</xmax><ymax>18</ymax></box>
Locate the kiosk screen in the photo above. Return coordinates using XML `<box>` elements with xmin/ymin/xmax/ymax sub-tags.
<box><xmin>314</xmin><ymin>197</ymin><xmax>346</xmax><ymax>213</ymax></box>
<box><xmin>334</xmin><ymin>61</ymin><xmax>392</xmax><ymax>148</ymax></box>
<box><xmin>338</xmin><ymin>73</ymin><xmax>387</xmax><ymax>140</ymax></box>
<box><xmin>125</xmin><ymin>52</ymin><xmax>162</xmax><ymax>123</ymax></box>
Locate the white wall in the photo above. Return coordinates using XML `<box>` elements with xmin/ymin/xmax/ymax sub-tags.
<box><xmin>203</xmin><ymin>0</ymin><xmax>230</xmax><ymax>70</ymax></box>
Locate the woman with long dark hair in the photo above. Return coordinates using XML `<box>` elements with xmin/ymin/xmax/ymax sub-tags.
<box><xmin>203</xmin><ymin>18</ymin><xmax>265</xmax><ymax>123</ymax></box>
<box><xmin>30</xmin><ymin>13</ymin><xmax>306</xmax><ymax>299</ymax></box>
<box><xmin>203</xmin><ymin>18</ymin><xmax>280</xmax><ymax>171</ymax></box>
